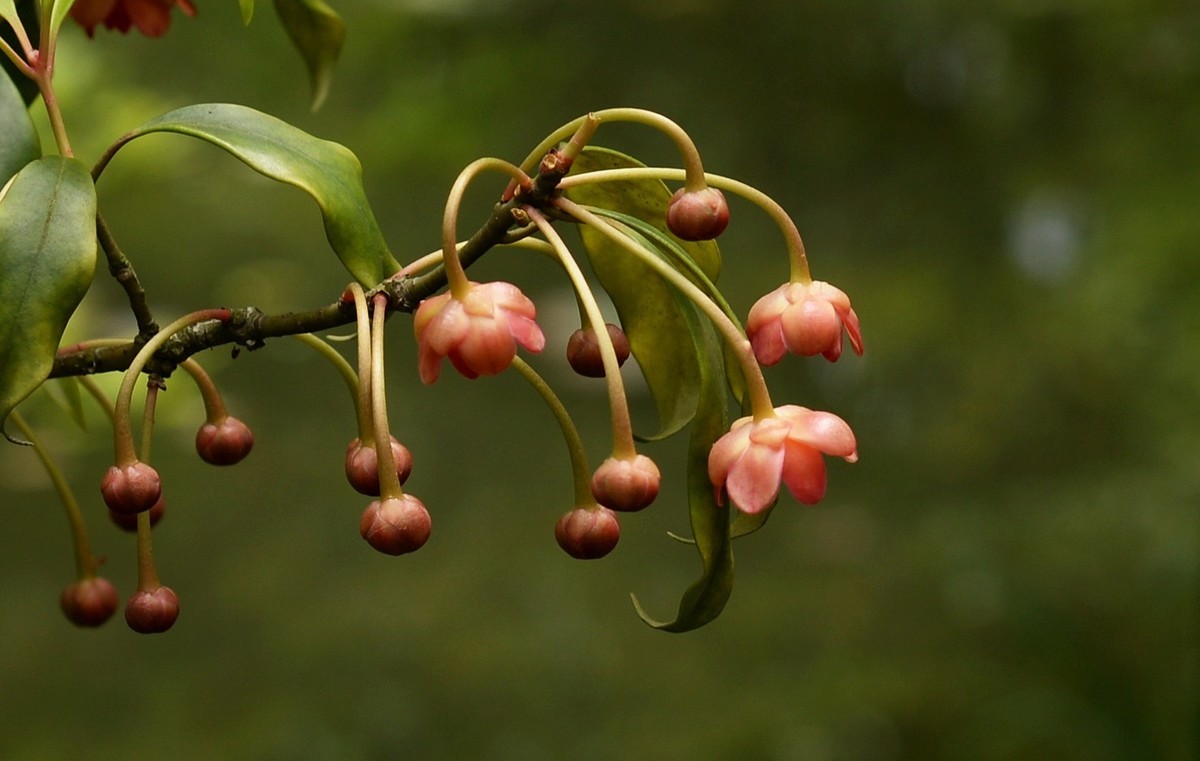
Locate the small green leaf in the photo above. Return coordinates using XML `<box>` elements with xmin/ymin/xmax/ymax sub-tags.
<box><xmin>273</xmin><ymin>0</ymin><xmax>344</xmax><ymax>111</ymax></box>
<box><xmin>632</xmin><ymin>320</ymin><xmax>736</xmax><ymax>632</ymax></box>
<box><xmin>106</xmin><ymin>103</ymin><xmax>398</xmax><ymax>286</ymax></box>
<box><xmin>238</xmin><ymin>0</ymin><xmax>254</xmax><ymax>24</ymax></box>
<box><xmin>0</xmin><ymin>157</ymin><xmax>97</xmax><ymax>436</ymax></box>
<box><xmin>0</xmin><ymin>0</ymin><xmax>19</xmax><ymax>23</ymax></box>
<box><xmin>1</xmin><ymin>64</ymin><xmax>39</xmax><ymax>184</ymax></box>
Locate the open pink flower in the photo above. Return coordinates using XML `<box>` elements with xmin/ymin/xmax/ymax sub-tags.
<box><xmin>708</xmin><ymin>405</ymin><xmax>858</xmax><ymax>514</ymax></box>
<box><xmin>747</xmin><ymin>280</ymin><xmax>864</xmax><ymax>364</ymax></box>
<box><xmin>413</xmin><ymin>281</ymin><xmax>545</xmax><ymax>384</ymax></box>
<box><xmin>71</xmin><ymin>0</ymin><xmax>196</xmax><ymax>37</ymax></box>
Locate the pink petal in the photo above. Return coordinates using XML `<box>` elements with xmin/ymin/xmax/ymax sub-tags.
<box><xmin>780</xmin><ymin>443</ymin><xmax>828</xmax><ymax>504</ymax></box>
<box><xmin>506</xmin><ymin>313</ymin><xmax>546</xmax><ymax>353</ymax></box>
<box><xmin>708</xmin><ymin>422</ymin><xmax>753</xmax><ymax>489</ymax></box>
<box><xmin>725</xmin><ymin>439</ymin><xmax>785</xmax><ymax>514</ymax></box>
<box><xmin>777</xmin><ymin>406</ymin><xmax>858</xmax><ymax>461</ymax></box>
<box><xmin>418</xmin><ymin>344</ymin><xmax>444</xmax><ymax>385</ymax></box>
<box><xmin>841</xmin><ymin>305</ymin><xmax>864</xmax><ymax>356</ymax></box>
<box><xmin>749</xmin><ymin>322</ymin><xmax>787</xmax><ymax>366</ymax></box>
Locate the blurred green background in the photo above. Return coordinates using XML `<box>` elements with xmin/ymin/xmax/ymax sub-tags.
<box><xmin>2</xmin><ymin>1</ymin><xmax>1197</xmax><ymax>759</ymax></box>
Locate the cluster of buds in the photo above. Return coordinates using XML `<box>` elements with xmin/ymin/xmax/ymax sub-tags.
<box><xmin>15</xmin><ymin>107</ymin><xmax>863</xmax><ymax>634</ymax></box>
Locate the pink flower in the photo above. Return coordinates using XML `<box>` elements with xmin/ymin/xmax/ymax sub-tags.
<box><xmin>708</xmin><ymin>405</ymin><xmax>858</xmax><ymax>514</ymax></box>
<box><xmin>413</xmin><ymin>281</ymin><xmax>546</xmax><ymax>384</ymax></box>
<box><xmin>746</xmin><ymin>280</ymin><xmax>864</xmax><ymax>364</ymax></box>
<box><xmin>71</xmin><ymin>0</ymin><xmax>196</xmax><ymax>37</ymax></box>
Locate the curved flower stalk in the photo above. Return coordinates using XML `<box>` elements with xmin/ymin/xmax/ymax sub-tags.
<box><xmin>558</xmin><ymin>165</ymin><xmax>864</xmax><ymax>366</ymax></box>
<box><xmin>414</xmin><ymin>158</ymin><xmax>546</xmax><ymax>384</ymax></box>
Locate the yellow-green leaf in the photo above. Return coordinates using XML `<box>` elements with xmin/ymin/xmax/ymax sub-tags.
<box><xmin>632</xmin><ymin>320</ymin><xmax>736</xmax><ymax>632</ymax></box>
<box><xmin>0</xmin><ymin>157</ymin><xmax>97</xmax><ymax>436</ymax></box>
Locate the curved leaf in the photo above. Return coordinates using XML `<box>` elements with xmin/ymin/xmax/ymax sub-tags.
<box><xmin>238</xmin><ymin>0</ymin><xmax>254</xmax><ymax>24</ymax></box>
<box><xmin>0</xmin><ymin>157</ymin><xmax>97</xmax><ymax>436</ymax></box>
<box><xmin>567</xmin><ymin>148</ymin><xmax>725</xmax><ymax>440</ymax></box>
<box><xmin>273</xmin><ymin>0</ymin><xmax>344</xmax><ymax>111</ymax></box>
<box><xmin>632</xmin><ymin>320</ymin><xmax>736</xmax><ymax>632</ymax></box>
<box><xmin>107</xmin><ymin>103</ymin><xmax>398</xmax><ymax>286</ymax></box>
<box><xmin>1</xmin><ymin>63</ymin><xmax>39</xmax><ymax>184</ymax></box>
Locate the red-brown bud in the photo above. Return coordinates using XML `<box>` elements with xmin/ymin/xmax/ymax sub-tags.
<box><xmin>344</xmin><ymin>436</ymin><xmax>414</xmax><ymax>496</ymax></box>
<box><xmin>554</xmin><ymin>506</ymin><xmax>620</xmax><ymax>559</ymax></box>
<box><xmin>666</xmin><ymin>187</ymin><xmax>730</xmax><ymax>241</ymax></box>
<box><xmin>124</xmin><ymin>586</ymin><xmax>180</xmax><ymax>634</ymax></box>
<box><xmin>195</xmin><ymin>416</ymin><xmax>254</xmax><ymax>466</ymax></box>
<box><xmin>590</xmin><ymin>454</ymin><xmax>661</xmax><ymax>512</ymax></box>
<box><xmin>108</xmin><ymin>494</ymin><xmax>165</xmax><ymax>532</ymax></box>
<box><xmin>360</xmin><ymin>495</ymin><xmax>431</xmax><ymax>555</ymax></box>
<box><xmin>566</xmin><ymin>323</ymin><xmax>631</xmax><ymax>378</ymax></box>
<box><xmin>60</xmin><ymin>577</ymin><xmax>119</xmax><ymax>628</ymax></box>
<box><xmin>100</xmin><ymin>461</ymin><xmax>162</xmax><ymax>515</ymax></box>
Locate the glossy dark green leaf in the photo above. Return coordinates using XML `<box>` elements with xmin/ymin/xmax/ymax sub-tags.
<box><xmin>273</xmin><ymin>0</ymin><xmax>344</xmax><ymax>111</ymax></box>
<box><xmin>0</xmin><ymin>157</ymin><xmax>97</xmax><ymax>436</ymax></box>
<box><xmin>567</xmin><ymin>148</ymin><xmax>724</xmax><ymax>441</ymax></box>
<box><xmin>632</xmin><ymin>320</ymin><xmax>736</xmax><ymax>632</ymax></box>
<box><xmin>0</xmin><ymin>62</ymin><xmax>38</xmax><ymax>184</ymax></box>
<box><xmin>105</xmin><ymin>103</ymin><xmax>398</xmax><ymax>286</ymax></box>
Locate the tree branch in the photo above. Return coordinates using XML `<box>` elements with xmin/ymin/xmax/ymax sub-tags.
<box><xmin>50</xmin><ymin>154</ymin><xmax>574</xmax><ymax>380</ymax></box>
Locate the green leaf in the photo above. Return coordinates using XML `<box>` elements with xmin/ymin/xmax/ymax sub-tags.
<box><xmin>567</xmin><ymin>148</ymin><xmax>725</xmax><ymax>440</ymax></box>
<box><xmin>238</xmin><ymin>0</ymin><xmax>254</xmax><ymax>24</ymax></box>
<box><xmin>1</xmin><ymin>0</ymin><xmax>40</xmax><ymax>105</ymax></box>
<box><xmin>0</xmin><ymin>0</ymin><xmax>19</xmax><ymax>23</ymax></box>
<box><xmin>106</xmin><ymin>103</ymin><xmax>398</xmax><ymax>286</ymax></box>
<box><xmin>0</xmin><ymin>157</ymin><xmax>97</xmax><ymax>437</ymax></box>
<box><xmin>632</xmin><ymin>320</ymin><xmax>736</xmax><ymax>632</ymax></box>
<box><xmin>273</xmin><ymin>0</ymin><xmax>344</xmax><ymax>111</ymax></box>
<box><xmin>42</xmin><ymin>0</ymin><xmax>78</xmax><ymax>43</ymax></box>
<box><xmin>1</xmin><ymin>62</ymin><xmax>39</xmax><ymax>184</ymax></box>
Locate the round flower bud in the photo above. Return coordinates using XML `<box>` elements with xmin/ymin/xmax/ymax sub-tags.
<box><xmin>590</xmin><ymin>454</ymin><xmax>661</xmax><ymax>512</ymax></box>
<box><xmin>554</xmin><ymin>506</ymin><xmax>620</xmax><ymax>560</ymax></box>
<box><xmin>195</xmin><ymin>416</ymin><xmax>254</xmax><ymax>466</ymax></box>
<box><xmin>60</xmin><ymin>577</ymin><xmax>119</xmax><ymax>628</ymax></box>
<box><xmin>108</xmin><ymin>494</ymin><xmax>165</xmax><ymax>532</ymax></box>
<box><xmin>100</xmin><ymin>461</ymin><xmax>162</xmax><ymax>515</ymax></box>
<box><xmin>360</xmin><ymin>495</ymin><xmax>431</xmax><ymax>555</ymax></box>
<box><xmin>344</xmin><ymin>436</ymin><xmax>414</xmax><ymax>496</ymax></box>
<box><xmin>124</xmin><ymin>586</ymin><xmax>180</xmax><ymax>634</ymax></box>
<box><xmin>566</xmin><ymin>323</ymin><xmax>631</xmax><ymax>378</ymax></box>
<box><xmin>666</xmin><ymin>187</ymin><xmax>730</xmax><ymax>241</ymax></box>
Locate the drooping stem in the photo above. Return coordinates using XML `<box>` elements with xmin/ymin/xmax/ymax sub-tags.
<box><xmin>177</xmin><ymin>359</ymin><xmax>227</xmax><ymax>424</ymax></box>
<box><xmin>519</xmin><ymin>109</ymin><xmax>710</xmax><ymax>193</ymax></box>
<box><xmin>523</xmin><ymin>206</ymin><xmax>638</xmax><ymax>460</ymax></box>
<box><xmin>442</xmin><ymin>158</ymin><xmax>533</xmax><ymax>299</ymax></box>
<box><xmin>369</xmin><ymin>294</ymin><xmax>403</xmax><ymax>497</ymax></box>
<box><xmin>556</xmin><ymin>197</ymin><xmax>777</xmax><ymax>420</ymax></box>
<box><xmin>134</xmin><ymin>381</ymin><xmax>162</xmax><ymax>591</ymax></box>
<box><xmin>510</xmin><ymin>358</ymin><xmax>592</xmax><ymax>506</ymax></box>
<box><xmin>559</xmin><ymin>166</ymin><xmax>813</xmax><ymax>283</ymax></box>
<box><xmin>291</xmin><ymin>333</ymin><xmax>368</xmax><ymax>435</ymax></box>
<box><xmin>347</xmin><ymin>283</ymin><xmax>376</xmax><ymax>442</ymax></box>
<box><xmin>112</xmin><ymin>309</ymin><xmax>232</xmax><ymax>465</ymax></box>
<box><xmin>8</xmin><ymin>412</ymin><xmax>98</xmax><ymax>579</ymax></box>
